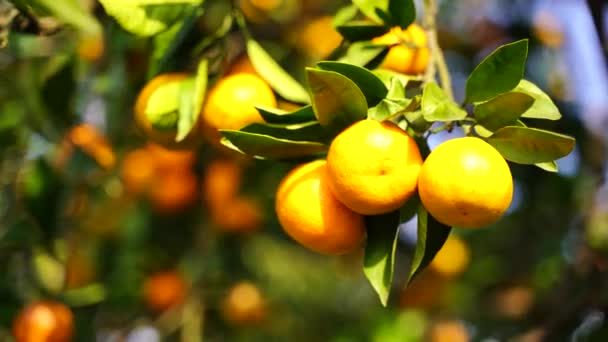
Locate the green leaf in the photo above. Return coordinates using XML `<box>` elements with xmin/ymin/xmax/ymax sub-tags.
<box><xmin>388</xmin><ymin>0</ymin><xmax>415</xmax><ymax>29</ymax></box>
<box><xmin>98</xmin><ymin>0</ymin><xmax>201</xmax><ymax>36</ymax></box>
<box><xmin>351</xmin><ymin>0</ymin><xmax>389</xmax><ymax>23</ymax></box>
<box><xmin>220</xmin><ymin>130</ymin><xmax>326</xmax><ymax>160</ymax></box>
<box><xmin>145</xmin><ymin>79</ymin><xmax>181</xmax><ymax>131</ymax></box>
<box><xmin>515</xmin><ymin>80</ymin><xmax>561</xmax><ymax>120</ymax></box>
<box><xmin>465</xmin><ymin>39</ymin><xmax>529</xmax><ymax>103</ymax></box>
<box><xmin>306</xmin><ymin>68</ymin><xmax>368</xmax><ymax>133</ymax></box>
<box><xmin>421</xmin><ymin>82</ymin><xmax>467</xmax><ymax>122</ymax></box>
<box><xmin>368</xmin><ymin>98</ymin><xmax>412</xmax><ymax>121</ymax></box>
<box><xmin>372</xmin><ymin>69</ymin><xmax>422</xmax><ymax>89</ymax></box>
<box><xmin>408</xmin><ymin>205</ymin><xmax>451</xmax><ymax>282</ymax></box>
<box><xmin>317</xmin><ymin>61</ymin><xmax>388</xmax><ymax>107</ymax></box>
<box><xmin>363</xmin><ymin>210</ymin><xmax>401</xmax><ymax>307</ymax></box>
<box><xmin>149</xmin><ymin>11</ymin><xmax>200</xmax><ymax>77</ymax></box>
<box><xmin>535</xmin><ymin>161</ymin><xmax>558</xmax><ymax>173</ymax></box>
<box><xmin>337</xmin><ymin>41</ymin><xmax>389</xmax><ymax>69</ymax></box>
<box><xmin>332</xmin><ymin>4</ymin><xmax>359</xmax><ymax>27</ymax></box>
<box><xmin>336</xmin><ymin>22</ymin><xmax>389</xmax><ymax>41</ymax></box>
<box><xmin>240</xmin><ymin>121</ymin><xmax>329</xmax><ymax>143</ymax></box>
<box><xmin>474</xmin><ymin>92</ymin><xmax>534</xmax><ymax>131</ymax></box>
<box><xmin>30</xmin><ymin>0</ymin><xmax>102</xmax><ymax>35</ymax></box>
<box><xmin>256</xmin><ymin>105</ymin><xmax>316</xmax><ymax>124</ymax></box>
<box><xmin>487</xmin><ymin>126</ymin><xmax>575</xmax><ymax>164</ymax></box>
<box><xmin>176</xmin><ymin>59</ymin><xmax>207</xmax><ymax>141</ymax></box>
<box><xmin>247</xmin><ymin>39</ymin><xmax>310</xmax><ymax>104</ymax></box>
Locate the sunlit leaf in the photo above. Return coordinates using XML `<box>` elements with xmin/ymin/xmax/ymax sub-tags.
<box><xmin>408</xmin><ymin>205</ymin><xmax>451</xmax><ymax>282</ymax></box>
<box><xmin>363</xmin><ymin>210</ymin><xmax>400</xmax><ymax>306</ymax></box>
<box><xmin>247</xmin><ymin>39</ymin><xmax>310</xmax><ymax>104</ymax></box>
<box><xmin>474</xmin><ymin>92</ymin><xmax>534</xmax><ymax>131</ymax></box>
<box><xmin>487</xmin><ymin>126</ymin><xmax>575</xmax><ymax>164</ymax></box>
<box><xmin>421</xmin><ymin>82</ymin><xmax>467</xmax><ymax>122</ymax></box>
<box><xmin>465</xmin><ymin>39</ymin><xmax>528</xmax><ymax>103</ymax></box>
<box><xmin>306</xmin><ymin>68</ymin><xmax>367</xmax><ymax>134</ymax></box>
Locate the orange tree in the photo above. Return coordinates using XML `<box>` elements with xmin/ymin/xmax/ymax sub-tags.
<box><xmin>1</xmin><ymin>0</ymin><xmax>602</xmax><ymax>340</ymax></box>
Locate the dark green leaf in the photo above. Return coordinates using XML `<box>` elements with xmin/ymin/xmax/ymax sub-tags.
<box><xmin>306</xmin><ymin>68</ymin><xmax>368</xmax><ymax>133</ymax></box>
<box><xmin>535</xmin><ymin>161</ymin><xmax>558</xmax><ymax>173</ymax></box>
<box><xmin>351</xmin><ymin>0</ymin><xmax>389</xmax><ymax>23</ymax></box>
<box><xmin>220</xmin><ymin>130</ymin><xmax>327</xmax><ymax>160</ymax></box>
<box><xmin>240</xmin><ymin>121</ymin><xmax>329</xmax><ymax>143</ymax></box>
<box><xmin>421</xmin><ymin>82</ymin><xmax>467</xmax><ymax>122</ymax></box>
<box><xmin>317</xmin><ymin>61</ymin><xmax>388</xmax><ymax>107</ymax></box>
<box><xmin>363</xmin><ymin>210</ymin><xmax>401</xmax><ymax>306</ymax></box>
<box><xmin>465</xmin><ymin>39</ymin><xmax>528</xmax><ymax>103</ymax></box>
<box><xmin>149</xmin><ymin>11</ymin><xmax>200</xmax><ymax>77</ymax></box>
<box><xmin>337</xmin><ymin>42</ymin><xmax>389</xmax><ymax>69</ymax></box>
<box><xmin>515</xmin><ymin>80</ymin><xmax>561</xmax><ymax>120</ymax></box>
<box><xmin>336</xmin><ymin>22</ymin><xmax>389</xmax><ymax>41</ymax></box>
<box><xmin>399</xmin><ymin>195</ymin><xmax>420</xmax><ymax>223</ymax></box>
<box><xmin>487</xmin><ymin>126</ymin><xmax>575</xmax><ymax>164</ymax></box>
<box><xmin>247</xmin><ymin>39</ymin><xmax>310</xmax><ymax>104</ymax></box>
<box><xmin>474</xmin><ymin>92</ymin><xmax>534</xmax><ymax>131</ymax></box>
<box><xmin>388</xmin><ymin>0</ymin><xmax>415</xmax><ymax>29</ymax></box>
<box><xmin>408</xmin><ymin>205</ymin><xmax>451</xmax><ymax>282</ymax></box>
<box><xmin>41</xmin><ymin>57</ymin><xmax>76</xmax><ymax>128</ymax></box>
<box><xmin>256</xmin><ymin>105</ymin><xmax>316</xmax><ymax>124</ymax></box>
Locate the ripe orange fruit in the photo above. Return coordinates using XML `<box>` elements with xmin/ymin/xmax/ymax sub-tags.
<box><xmin>418</xmin><ymin>137</ymin><xmax>513</xmax><ymax>228</ymax></box>
<box><xmin>326</xmin><ymin>119</ymin><xmax>423</xmax><ymax>215</ymax></box>
<box><xmin>121</xmin><ymin>148</ymin><xmax>157</xmax><ymax>195</ymax></box>
<box><xmin>143</xmin><ymin>271</ymin><xmax>188</xmax><ymax>312</ymax></box>
<box><xmin>202</xmin><ymin>159</ymin><xmax>242</xmax><ymax>210</ymax></box>
<box><xmin>428</xmin><ymin>320</ymin><xmax>470</xmax><ymax>342</ymax></box>
<box><xmin>134</xmin><ymin>73</ymin><xmax>200</xmax><ymax>149</ymax></box>
<box><xmin>373</xmin><ymin>23</ymin><xmax>430</xmax><ymax>75</ymax></box>
<box><xmin>146</xmin><ymin>143</ymin><xmax>196</xmax><ymax>168</ymax></box>
<box><xmin>275</xmin><ymin>160</ymin><xmax>365</xmax><ymax>255</ymax></box>
<box><xmin>77</xmin><ymin>34</ymin><xmax>104</xmax><ymax>62</ymax></box>
<box><xmin>295</xmin><ymin>16</ymin><xmax>343</xmax><ymax>60</ymax></box>
<box><xmin>149</xmin><ymin>167</ymin><xmax>198</xmax><ymax>214</ymax></box>
<box><xmin>228</xmin><ymin>56</ymin><xmax>258</xmax><ymax>76</ymax></box>
<box><xmin>13</xmin><ymin>301</ymin><xmax>74</xmax><ymax>342</ymax></box>
<box><xmin>429</xmin><ymin>234</ymin><xmax>471</xmax><ymax>277</ymax></box>
<box><xmin>201</xmin><ymin>73</ymin><xmax>276</xmax><ymax>145</ymax></box>
<box><xmin>56</xmin><ymin>124</ymin><xmax>116</xmax><ymax>170</ymax></box>
<box><xmin>221</xmin><ymin>281</ymin><xmax>266</xmax><ymax>325</ymax></box>
<box><xmin>210</xmin><ymin>196</ymin><xmax>264</xmax><ymax>233</ymax></box>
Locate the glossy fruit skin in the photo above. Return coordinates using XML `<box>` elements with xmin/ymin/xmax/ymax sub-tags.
<box><xmin>275</xmin><ymin>160</ymin><xmax>365</xmax><ymax>255</ymax></box>
<box><xmin>201</xmin><ymin>73</ymin><xmax>276</xmax><ymax>145</ymax></box>
<box><xmin>429</xmin><ymin>234</ymin><xmax>471</xmax><ymax>277</ymax></box>
<box><xmin>13</xmin><ymin>301</ymin><xmax>74</xmax><ymax>342</ymax></box>
<box><xmin>418</xmin><ymin>137</ymin><xmax>513</xmax><ymax>229</ymax></box>
<box><xmin>326</xmin><ymin>120</ymin><xmax>423</xmax><ymax>215</ymax></box>
<box><xmin>143</xmin><ymin>271</ymin><xmax>188</xmax><ymax>312</ymax></box>
<box><xmin>222</xmin><ymin>281</ymin><xmax>266</xmax><ymax>325</ymax></box>
<box><xmin>295</xmin><ymin>16</ymin><xmax>343</xmax><ymax>59</ymax></box>
<box><xmin>373</xmin><ymin>24</ymin><xmax>430</xmax><ymax>75</ymax></box>
<box><xmin>134</xmin><ymin>73</ymin><xmax>200</xmax><ymax>149</ymax></box>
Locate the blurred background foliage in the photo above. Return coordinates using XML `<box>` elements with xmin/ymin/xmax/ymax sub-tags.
<box><xmin>0</xmin><ymin>0</ymin><xmax>607</xmax><ymax>341</ymax></box>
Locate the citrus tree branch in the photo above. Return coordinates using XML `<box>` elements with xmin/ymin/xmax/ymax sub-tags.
<box><xmin>423</xmin><ymin>0</ymin><xmax>454</xmax><ymax>101</ymax></box>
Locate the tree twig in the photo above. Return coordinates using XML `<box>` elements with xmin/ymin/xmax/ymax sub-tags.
<box><xmin>423</xmin><ymin>0</ymin><xmax>454</xmax><ymax>101</ymax></box>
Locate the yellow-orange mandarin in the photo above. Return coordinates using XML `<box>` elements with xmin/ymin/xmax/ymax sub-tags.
<box><xmin>418</xmin><ymin>137</ymin><xmax>513</xmax><ymax>228</ymax></box>
<box><xmin>326</xmin><ymin>119</ymin><xmax>422</xmax><ymax>215</ymax></box>
<box><xmin>13</xmin><ymin>301</ymin><xmax>74</xmax><ymax>342</ymax></box>
<box><xmin>275</xmin><ymin>160</ymin><xmax>365</xmax><ymax>255</ymax></box>
<box><xmin>373</xmin><ymin>23</ymin><xmax>430</xmax><ymax>75</ymax></box>
<box><xmin>201</xmin><ymin>73</ymin><xmax>276</xmax><ymax>145</ymax></box>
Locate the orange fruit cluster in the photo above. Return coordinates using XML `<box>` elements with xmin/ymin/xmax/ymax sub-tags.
<box><xmin>203</xmin><ymin>159</ymin><xmax>264</xmax><ymax>233</ymax></box>
<box><xmin>121</xmin><ymin>144</ymin><xmax>198</xmax><ymax>213</ymax></box>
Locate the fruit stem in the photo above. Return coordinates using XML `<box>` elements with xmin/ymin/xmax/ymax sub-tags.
<box><xmin>423</xmin><ymin>0</ymin><xmax>454</xmax><ymax>101</ymax></box>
